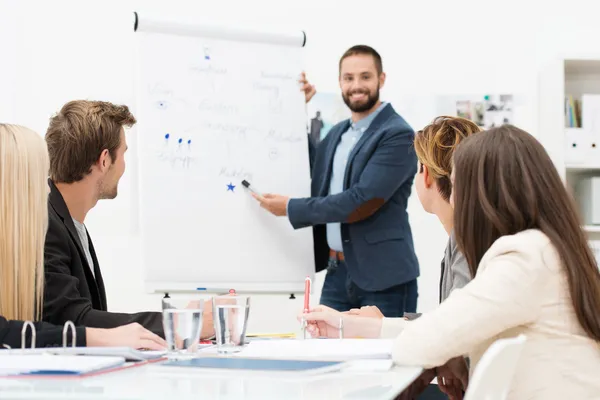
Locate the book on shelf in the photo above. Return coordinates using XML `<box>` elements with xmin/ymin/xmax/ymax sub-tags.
<box><xmin>565</xmin><ymin>95</ymin><xmax>581</xmax><ymax>128</ymax></box>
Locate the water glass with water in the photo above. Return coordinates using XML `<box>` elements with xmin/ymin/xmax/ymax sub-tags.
<box><xmin>212</xmin><ymin>295</ymin><xmax>250</xmax><ymax>353</ymax></box>
<box><xmin>162</xmin><ymin>297</ymin><xmax>204</xmax><ymax>357</ymax></box>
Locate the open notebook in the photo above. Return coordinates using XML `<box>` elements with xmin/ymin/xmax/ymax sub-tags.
<box><xmin>0</xmin><ymin>355</ymin><xmax>126</xmax><ymax>377</ymax></box>
<box><xmin>203</xmin><ymin>339</ymin><xmax>395</xmax><ymax>361</ymax></box>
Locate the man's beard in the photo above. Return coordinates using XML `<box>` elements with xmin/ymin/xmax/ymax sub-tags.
<box><xmin>99</xmin><ymin>187</ymin><xmax>118</xmax><ymax>200</ymax></box>
<box><xmin>98</xmin><ymin>178</ymin><xmax>118</xmax><ymax>200</ymax></box>
<box><xmin>342</xmin><ymin>86</ymin><xmax>380</xmax><ymax>113</ymax></box>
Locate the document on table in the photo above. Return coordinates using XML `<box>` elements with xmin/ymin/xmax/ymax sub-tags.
<box><xmin>235</xmin><ymin>338</ymin><xmax>394</xmax><ymax>361</ymax></box>
<box><xmin>0</xmin><ymin>347</ymin><xmax>166</xmax><ymax>362</ymax></box>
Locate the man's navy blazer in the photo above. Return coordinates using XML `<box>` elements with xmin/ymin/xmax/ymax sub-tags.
<box><xmin>289</xmin><ymin>104</ymin><xmax>419</xmax><ymax>291</ymax></box>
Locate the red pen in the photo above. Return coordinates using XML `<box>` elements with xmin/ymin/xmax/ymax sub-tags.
<box><xmin>303</xmin><ymin>276</ymin><xmax>311</xmax><ymax>313</ymax></box>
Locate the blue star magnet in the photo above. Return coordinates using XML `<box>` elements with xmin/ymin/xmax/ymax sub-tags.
<box><xmin>227</xmin><ymin>182</ymin><xmax>235</xmax><ymax>192</ymax></box>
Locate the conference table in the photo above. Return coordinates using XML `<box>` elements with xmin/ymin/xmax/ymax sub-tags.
<box><xmin>0</xmin><ymin>363</ymin><xmax>423</xmax><ymax>400</ymax></box>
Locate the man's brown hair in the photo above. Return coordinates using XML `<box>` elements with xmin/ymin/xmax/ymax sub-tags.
<box><xmin>414</xmin><ymin>116</ymin><xmax>482</xmax><ymax>202</ymax></box>
<box><xmin>453</xmin><ymin>125</ymin><xmax>600</xmax><ymax>342</ymax></box>
<box><xmin>46</xmin><ymin>100</ymin><xmax>136</xmax><ymax>183</ymax></box>
<box><xmin>339</xmin><ymin>45</ymin><xmax>383</xmax><ymax>75</ymax></box>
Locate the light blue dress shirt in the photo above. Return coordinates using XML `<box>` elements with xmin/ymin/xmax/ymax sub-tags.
<box><xmin>327</xmin><ymin>102</ymin><xmax>387</xmax><ymax>252</ymax></box>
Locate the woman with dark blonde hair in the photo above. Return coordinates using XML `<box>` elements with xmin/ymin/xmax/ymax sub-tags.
<box><xmin>353</xmin><ymin>116</ymin><xmax>481</xmax><ymax>318</ymax></box>
<box><xmin>412</xmin><ymin>116</ymin><xmax>481</xmax><ymax>302</ymax></box>
<box><xmin>0</xmin><ymin>124</ymin><xmax>166</xmax><ymax>349</ymax></box>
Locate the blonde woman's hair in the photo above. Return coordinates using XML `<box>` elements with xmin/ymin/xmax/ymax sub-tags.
<box><xmin>413</xmin><ymin>116</ymin><xmax>482</xmax><ymax>202</ymax></box>
<box><xmin>0</xmin><ymin>124</ymin><xmax>49</xmax><ymax>321</ymax></box>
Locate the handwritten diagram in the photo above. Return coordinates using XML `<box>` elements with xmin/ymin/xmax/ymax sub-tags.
<box><xmin>219</xmin><ymin>166</ymin><xmax>253</xmax><ymax>182</ymax></box>
<box><xmin>157</xmin><ymin>133</ymin><xmax>195</xmax><ymax>168</ymax></box>
<box><xmin>142</xmin><ymin>42</ymin><xmax>306</xmax><ymax>187</ymax></box>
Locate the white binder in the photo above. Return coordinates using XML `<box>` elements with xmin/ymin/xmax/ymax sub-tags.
<box><xmin>0</xmin><ymin>320</ymin><xmax>166</xmax><ymax>362</ymax></box>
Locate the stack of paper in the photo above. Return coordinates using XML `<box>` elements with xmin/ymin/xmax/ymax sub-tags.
<box><xmin>235</xmin><ymin>338</ymin><xmax>394</xmax><ymax>361</ymax></box>
<box><xmin>0</xmin><ymin>347</ymin><xmax>166</xmax><ymax>362</ymax></box>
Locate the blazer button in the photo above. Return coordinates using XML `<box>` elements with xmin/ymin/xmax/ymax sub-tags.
<box><xmin>343</xmin><ymin>239</ymin><xmax>350</xmax><ymax>243</ymax></box>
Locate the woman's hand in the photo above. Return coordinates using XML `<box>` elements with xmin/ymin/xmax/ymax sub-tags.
<box><xmin>86</xmin><ymin>323</ymin><xmax>167</xmax><ymax>350</ymax></box>
<box><xmin>345</xmin><ymin>305</ymin><xmax>384</xmax><ymax>319</ymax></box>
<box><xmin>298</xmin><ymin>305</ymin><xmax>383</xmax><ymax>338</ymax></box>
<box><xmin>436</xmin><ymin>356</ymin><xmax>469</xmax><ymax>399</ymax></box>
<box><xmin>298</xmin><ymin>305</ymin><xmax>343</xmax><ymax>338</ymax></box>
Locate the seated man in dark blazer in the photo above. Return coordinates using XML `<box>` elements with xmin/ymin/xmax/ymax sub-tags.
<box><xmin>42</xmin><ymin>100</ymin><xmax>213</xmax><ymax>338</ymax></box>
<box><xmin>254</xmin><ymin>45</ymin><xmax>420</xmax><ymax>317</ymax></box>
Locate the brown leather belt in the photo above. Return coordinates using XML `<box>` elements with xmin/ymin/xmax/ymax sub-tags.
<box><xmin>329</xmin><ymin>249</ymin><xmax>344</xmax><ymax>261</ymax></box>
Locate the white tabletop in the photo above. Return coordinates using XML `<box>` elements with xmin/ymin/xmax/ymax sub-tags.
<box><xmin>0</xmin><ymin>364</ymin><xmax>423</xmax><ymax>400</ymax></box>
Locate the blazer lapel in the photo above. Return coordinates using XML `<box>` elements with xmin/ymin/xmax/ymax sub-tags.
<box><xmin>48</xmin><ymin>180</ymin><xmax>103</xmax><ymax>300</ymax></box>
<box><xmin>317</xmin><ymin>120</ymin><xmax>350</xmax><ymax>196</ymax></box>
<box><xmin>88</xmin><ymin>238</ymin><xmax>108</xmax><ymax>310</ymax></box>
<box><xmin>344</xmin><ymin>104</ymin><xmax>394</xmax><ymax>186</ymax></box>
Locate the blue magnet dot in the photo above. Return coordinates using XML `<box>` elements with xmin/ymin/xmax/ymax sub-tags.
<box><xmin>178</xmin><ymin>138</ymin><xmax>183</xmax><ymax>144</ymax></box>
<box><xmin>187</xmin><ymin>139</ymin><xmax>191</xmax><ymax>144</ymax></box>
<box><xmin>164</xmin><ymin>133</ymin><xmax>170</xmax><ymax>139</ymax></box>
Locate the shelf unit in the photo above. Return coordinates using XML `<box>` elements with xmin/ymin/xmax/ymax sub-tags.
<box><xmin>539</xmin><ymin>56</ymin><xmax>600</xmax><ymax>243</ymax></box>
<box><xmin>584</xmin><ymin>225</ymin><xmax>600</xmax><ymax>234</ymax></box>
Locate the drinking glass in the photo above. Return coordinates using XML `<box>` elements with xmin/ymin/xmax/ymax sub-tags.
<box><xmin>162</xmin><ymin>297</ymin><xmax>204</xmax><ymax>358</ymax></box>
<box><xmin>212</xmin><ymin>295</ymin><xmax>250</xmax><ymax>353</ymax></box>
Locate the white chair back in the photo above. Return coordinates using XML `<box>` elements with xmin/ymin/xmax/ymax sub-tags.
<box><xmin>464</xmin><ymin>335</ymin><xmax>527</xmax><ymax>400</ymax></box>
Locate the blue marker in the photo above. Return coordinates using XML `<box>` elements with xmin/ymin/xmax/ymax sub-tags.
<box><xmin>197</xmin><ymin>287</ymin><xmax>236</xmax><ymax>294</ymax></box>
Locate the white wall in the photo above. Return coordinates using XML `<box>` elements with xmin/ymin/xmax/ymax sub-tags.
<box><xmin>2</xmin><ymin>0</ymin><xmax>600</xmax><ymax>333</ymax></box>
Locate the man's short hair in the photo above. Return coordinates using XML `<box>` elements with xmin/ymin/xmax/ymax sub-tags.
<box><xmin>339</xmin><ymin>45</ymin><xmax>383</xmax><ymax>75</ymax></box>
<box><xmin>46</xmin><ymin>100</ymin><xmax>136</xmax><ymax>183</ymax></box>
